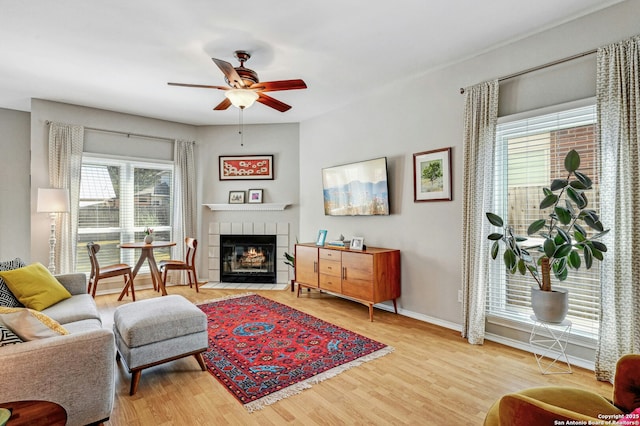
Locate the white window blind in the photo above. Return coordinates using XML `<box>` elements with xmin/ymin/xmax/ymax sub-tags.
<box><xmin>488</xmin><ymin>103</ymin><xmax>600</xmax><ymax>339</ymax></box>
<box><xmin>76</xmin><ymin>155</ymin><xmax>174</xmax><ymax>273</ymax></box>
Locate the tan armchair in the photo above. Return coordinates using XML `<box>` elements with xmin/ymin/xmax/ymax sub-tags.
<box><xmin>484</xmin><ymin>354</ymin><xmax>640</xmax><ymax>425</ymax></box>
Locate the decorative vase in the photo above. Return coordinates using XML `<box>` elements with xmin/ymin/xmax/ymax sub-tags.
<box><xmin>144</xmin><ymin>235</ymin><xmax>154</xmax><ymax>244</ymax></box>
<box><xmin>531</xmin><ymin>286</ymin><xmax>569</xmax><ymax>323</ymax></box>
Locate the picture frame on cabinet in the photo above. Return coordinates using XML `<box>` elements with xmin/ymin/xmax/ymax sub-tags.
<box><xmin>316</xmin><ymin>230</ymin><xmax>328</xmax><ymax>246</ymax></box>
<box><xmin>228</xmin><ymin>191</ymin><xmax>245</xmax><ymax>204</ymax></box>
<box><xmin>350</xmin><ymin>237</ymin><xmax>364</xmax><ymax>251</ymax></box>
<box><xmin>248</xmin><ymin>189</ymin><xmax>263</xmax><ymax>203</ymax></box>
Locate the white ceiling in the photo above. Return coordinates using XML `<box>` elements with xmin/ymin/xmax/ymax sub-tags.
<box><xmin>0</xmin><ymin>0</ymin><xmax>624</xmax><ymax>126</ymax></box>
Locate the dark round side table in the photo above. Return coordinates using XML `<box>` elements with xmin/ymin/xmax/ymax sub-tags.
<box><xmin>0</xmin><ymin>400</ymin><xmax>67</xmax><ymax>426</ymax></box>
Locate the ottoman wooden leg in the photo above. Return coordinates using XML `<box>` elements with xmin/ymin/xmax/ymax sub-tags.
<box><xmin>194</xmin><ymin>352</ymin><xmax>206</xmax><ymax>371</ymax></box>
<box><xmin>130</xmin><ymin>369</ymin><xmax>142</xmax><ymax>396</ymax></box>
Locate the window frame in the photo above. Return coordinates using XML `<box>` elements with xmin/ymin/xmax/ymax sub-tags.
<box><xmin>76</xmin><ymin>153</ymin><xmax>174</xmax><ymax>273</ymax></box>
<box><xmin>487</xmin><ymin>97</ymin><xmax>600</xmax><ymax>344</ymax></box>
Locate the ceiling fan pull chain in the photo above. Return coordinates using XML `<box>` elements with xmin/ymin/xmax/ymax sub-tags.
<box><xmin>239</xmin><ymin>107</ymin><xmax>244</xmax><ymax>147</ymax></box>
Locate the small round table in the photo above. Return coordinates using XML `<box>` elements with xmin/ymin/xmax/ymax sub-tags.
<box><xmin>0</xmin><ymin>400</ymin><xmax>67</xmax><ymax>426</ymax></box>
<box><xmin>119</xmin><ymin>241</ymin><xmax>176</xmax><ymax>296</ymax></box>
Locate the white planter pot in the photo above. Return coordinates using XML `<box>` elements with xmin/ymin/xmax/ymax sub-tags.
<box><xmin>144</xmin><ymin>235</ymin><xmax>154</xmax><ymax>244</ymax></box>
<box><xmin>531</xmin><ymin>286</ymin><xmax>568</xmax><ymax>323</ymax></box>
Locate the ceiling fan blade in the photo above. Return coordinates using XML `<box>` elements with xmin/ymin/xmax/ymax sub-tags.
<box><xmin>257</xmin><ymin>93</ymin><xmax>292</xmax><ymax>112</ymax></box>
<box><xmin>213</xmin><ymin>98</ymin><xmax>232</xmax><ymax>110</ymax></box>
<box><xmin>212</xmin><ymin>58</ymin><xmax>245</xmax><ymax>88</ymax></box>
<box><xmin>250</xmin><ymin>79</ymin><xmax>307</xmax><ymax>92</ymax></box>
<box><xmin>167</xmin><ymin>82</ymin><xmax>228</xmax><ymax>90</ymax></box>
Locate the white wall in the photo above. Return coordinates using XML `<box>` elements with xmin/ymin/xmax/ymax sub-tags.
<box><xmin>196</xmin><ymin>122</ymin><xmax>300</xmax><ymax>281</ymax></box>
<box><xmin>26</xmin><ymin>99</ymin><xmax>299</xmax><ymax>281</ymax></box>
<box><xmin>0</xmin><ymin>108</ymin><xmax>30</xmax><ymax>261</ymax></box>
<box><xmin>29</xmin><ymin>99</ymin><xmax>198</xmax><ymax>271</ymax></box>
<box><xmin>298</xmin><ymin>0</ymin><xmax>640</xmax><ymax>331</ymax></box>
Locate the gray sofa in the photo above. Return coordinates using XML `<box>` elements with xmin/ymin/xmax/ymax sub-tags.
<box><xmin>0</xmin><ymin>273</ymin><xmax>115</xmax><ymax>426</ymax></box>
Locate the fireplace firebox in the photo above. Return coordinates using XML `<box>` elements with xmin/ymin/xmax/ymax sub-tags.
<box><xmin>220</xmin><ymin>234</ymin><xmax>276</xmax><ymax>283</ymax></box>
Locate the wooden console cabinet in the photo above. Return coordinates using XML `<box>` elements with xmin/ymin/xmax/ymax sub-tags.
<box><xmin>294</xmin><ymin>243</ymin><xmax>400</xmax><ymax>321</ymax></box>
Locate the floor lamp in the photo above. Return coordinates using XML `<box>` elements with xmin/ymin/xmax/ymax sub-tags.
<box><xmin>37</xmin><ymin>188</ymin><xmax>70</xmax><ymax>274</ymax></box>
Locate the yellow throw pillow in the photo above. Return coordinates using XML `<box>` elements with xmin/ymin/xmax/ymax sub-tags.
<box><xmin>0</xmin><ymin>307</ymin><xmax>68</xmax><ymax>340</ymax></box>
<box><xmin>0</xmin><ymin>263</ymin><xmax>72</xmax><ymax>311</ymax></box>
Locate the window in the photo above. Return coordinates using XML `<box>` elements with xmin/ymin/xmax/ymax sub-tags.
<box><xmin>488</xmin><ymin>102</ymin><xmax>600</xmax><ymax>340</ymax></box>
<box><xmin>76</xmin><ymin>155</ymin><xmax>173</xmax><ymax>273</ymax></box>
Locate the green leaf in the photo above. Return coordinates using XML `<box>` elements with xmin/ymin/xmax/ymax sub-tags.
<box><xmin>555</xmin><ymin>266</ymin><xmax>569</xmax><ymax>281</ymax></box>
<box><xmin>592</xmin><ymin>241</ymin><xmax>608</xmax><ymax>252</ymax></box>
<box><xmin>515</xmin><ymin>236</ymin><xmax>528</xmax><ymax>242</ymax></box>
<box><xmin>491</xmin><ymin>241</ymin><xmax>499</xmax><ymax>259</ymax></box>
<box><xmin>550</xmin><ymin>179</ymin><xmax>568</xmax><ymax>191</ymax></box>
<box><xmin>554</xmin><ymin>206</ymin><xmax>572</xmax><ymax>225</ymax></box>
<box><xmin>488</xmin><ymin>233</ymin><xmax>503</xmax><ymax>241</ymax></box>
<box><xmin>503</xmin><ymin>249</ymin><xmax>517</xmax><ymax>272</ymax></box>
<box><xmin>554</xmin><ymin>233</ymin><xmax>565</xmax><ymax>245</ymax></box>
<box><xmin>543</xmin><ymin>238</ymin><xmax>556</xmax><ymax>258</ymax></box>
<box><xmin>517</xmin><ymin>259</ymin><xmax>526</xmax><ymax>275</ymax></box>
<box><xmin>527</xmin><ymin>219</ymin><xmax>546</xmax><ymax>236</ymax></box>
<box><xmin>584</xmin><ymin>215</ymin><xmax>605</xmax><ymax>232</ymax></box>
<box><xmin>592</xmin><ymin>247</ymin><xmax>604</xmax><ymax>261</ymax></box>
<box><xmin>527</xmin><ymin>265</ymin><xmax>538</xmax><ymax>277</ymax></box>
<box><xmin>569</xmin><ymin>180</ymin><xmax>588</xmax><ymax>190</ymax></box>
<box><xmin>539</xmin><ymin>194</ymin><xmax>559</xmax><ymax>210</ymax></box>
<box><xmin>557</xmin><ymin>228</ymin><xmax>571</xmax><ymax>244</ymax></box>
<box><xmin>568</xmin><ymin>250</ymin><xmax>581</xmax><ymax>269</ymax></box>
<box><xmin>584</xmin><ymin>245</ymin><xmax>593</xmax><ymax>269</ymax></box>
<box><xmin>564</xmin><ymin>149</ymin><xmax>581</xmax><ymax>172</ymax></box>
<box><xmin>567</xmin><ymin>187</ymin><xmax>587</xmax><ymax>209</ymax></box>
<box><xmin>574</xmin><ymin>223</ymin><xmax>587</xmax><ymax>239</ymax></box>
<box><xmin>553</xmin><ymin>243</ymin><xmax>573</xmax><ymax>259</ymax></box>
<box><xmin>542</xmin><ymin>187</ymin><xmax>553</xmax><ymax>196</ymax></box>
<box><xmin>486</xmin><ymin>212</ymin><xmax>503</xmax><ymax>227</ymax></box>
<box><xmin>574</xmin><ymin>230</ymin><xmax>586</xmax><ymax>242</ymax></box>
<box><xmin>574</xmin><ymin>171</ymin><xmax>593</xmax><ymax>189</ymax></box>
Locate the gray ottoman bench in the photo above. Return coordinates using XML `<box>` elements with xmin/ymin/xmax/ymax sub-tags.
<box><xmin>113</xmin><ymin>295</ymin><xmax>208</xmax><ymax>395</ymax></box>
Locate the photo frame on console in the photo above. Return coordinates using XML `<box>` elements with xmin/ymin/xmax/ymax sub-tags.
<box><xmin>350</xmin><ymin>237</ymin><xmax>364</xmax><ymax>251</ymax></box>
<box><xmin>316</xmin><ymin>230</ymin><xmax>328</xmax><ymax>246</ymax></box>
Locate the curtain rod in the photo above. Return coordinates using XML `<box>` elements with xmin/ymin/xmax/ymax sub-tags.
<box><xmin>45</xmin><ymin>120</ymin><xmax>195</xmax><ymax>144</ymax></box>
<box><xmin>459</xmin><ymin>48</ymin><xmax>597</xmax><ymax>94</ymax></box>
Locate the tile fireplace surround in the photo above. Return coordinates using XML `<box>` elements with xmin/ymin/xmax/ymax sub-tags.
<box><xmin>206</xmin><ymin>221</ymin><xmax>291</xmax><ymax>289</ymax></box>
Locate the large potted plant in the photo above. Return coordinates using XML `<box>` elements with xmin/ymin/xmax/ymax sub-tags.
<box><xmin>486</xmin><ymin>149</ymin><xmax>609</xmax><ymax>323</ymax></box>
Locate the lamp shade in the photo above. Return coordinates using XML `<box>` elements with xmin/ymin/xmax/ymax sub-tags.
<box><xmin>224</xmin><ymin>89</ymin><xmax>259</xmax><ymax>109</ymax></box>
<box><xmin>37</xmin><ymin>188</ymin><xmax>70</xmax><ymax>213</ymax></box>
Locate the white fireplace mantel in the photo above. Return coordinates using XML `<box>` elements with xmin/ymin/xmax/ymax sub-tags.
<box><xmin>203</xmin><ymin>203</ymin><xmax>290</xmax><ymax>211</ymax></box>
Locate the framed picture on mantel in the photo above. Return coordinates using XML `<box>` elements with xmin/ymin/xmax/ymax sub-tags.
<box><xmin>219</xmin><ymin>155</ymin><xmax>274</xmax><ymax>180</ymax></box>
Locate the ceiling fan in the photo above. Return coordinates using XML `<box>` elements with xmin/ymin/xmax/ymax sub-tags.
<box><xmin>168</xmin><ymin>50</ymin><xmax>307</xmax><ymax>112</ymax></box>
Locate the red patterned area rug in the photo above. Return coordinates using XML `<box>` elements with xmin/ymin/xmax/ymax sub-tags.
<box><xmin>198</xmin><ymin>293</ymin><xmax>393</xmax><ymax>412</ymax></box>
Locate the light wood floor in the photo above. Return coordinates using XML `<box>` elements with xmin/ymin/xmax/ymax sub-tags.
<box><xmin>96</xmin><ymin>285</ymin><xmax>613</xmax><ymax>425</ymax></box>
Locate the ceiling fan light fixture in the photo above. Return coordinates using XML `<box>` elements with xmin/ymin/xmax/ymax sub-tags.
<box><xmin>225</xmin><ymin>89</ymin><xmax>259</xmax><ymax>109</ymax></box>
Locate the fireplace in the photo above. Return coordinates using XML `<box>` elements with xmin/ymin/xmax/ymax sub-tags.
<box><xmin>220</xmin><ymin>234</ymin><xmax>276</xmax><ymax>283</ymax></box>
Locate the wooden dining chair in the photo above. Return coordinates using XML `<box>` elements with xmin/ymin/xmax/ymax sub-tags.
<box><xmin>159</xmin><ymin>238</ymin><xmax>200</xmax><ymax>293</ymax></box>
<box><xmin>86</xmin><ymin>242</ymin><xmax>135</xmax><ymax>301</ymax></box>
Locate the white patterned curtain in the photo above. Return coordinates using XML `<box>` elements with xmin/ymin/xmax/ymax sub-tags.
<box><xmin>48</xmin><ymin>122</ymin><xmax>84</xmax><ymax>274</ymax></box>
<box><xmin>595</xmin><ymin>35</ymin><xmax>640</xmax><ymax>382</ymax></box>
<box><xmin>461</xmin><ymin>80</ymin><xmax>499</xmax><ymax>344</ymax></box>
<box><xmin>172</xmin><ymin>140</ymin><xmax>197</xmax><ymax>264</ymax></box>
